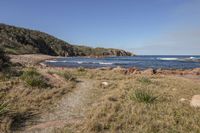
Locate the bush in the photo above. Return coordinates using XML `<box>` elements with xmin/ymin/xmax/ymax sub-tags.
<box><xmin>21</xmin><ymin>68</ymin><xmax>49</xmax><ymax>88</ymax></box>
<box><xmin>0</xmin><ymin>48</ymin><xmax>10</xmax><ymax>71</ymax></box>
<box><xmin>133</xmin><ymin>89</ymin><xmax>158</xmax><ymax>104</ymax></box>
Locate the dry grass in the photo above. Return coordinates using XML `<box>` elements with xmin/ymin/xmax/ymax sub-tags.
<box><xmin>0</xmin><ymin>66</ymin><xmax>76</xmax><ymax>132</ymax></box>
<box><xmin>1</xmin><ymin>62</ymin><xmax>200</xmax><ymax>133</ymax></box>
<box><xmin>47</xmin><ymin>69</ymin><xmax>77</xmax><ymax>81</ymax></box>
<box><xmin>76</xmin><ymin>71</ymin><xmax>200</xmax><ymax>133</ymax></box>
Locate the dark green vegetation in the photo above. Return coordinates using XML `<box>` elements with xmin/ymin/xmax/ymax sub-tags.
<box><xmin>0</xmin><ymin>48</ymin><xmax>10</xmax><ymax>71</ymax></box>
<box><xmin>21</xmin><ymin>68</ymin><xmax>49</xmax><ymax>88</ymax></box>
<box><xmin>0</xmin><ymin>23</ymin><xmax>133</xmax><ymax>56</ymax></box>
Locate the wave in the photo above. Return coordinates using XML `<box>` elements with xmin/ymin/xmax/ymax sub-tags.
<box><xmin>157</xmin><ymin>57</ymin><xmax>200</xmax><ymax>62</ymax></box>
<box><xmin>99</xmin><ymin>62</ymin><xmax>113</xmax><ymax>65</ymax></box>
<box><xmin>157</xmin><ymin>58</ymin><xmax>179</xmax><ymax>61</ymax></box>
<box><xmin>45</xmin><ymin>60</ymin><xmax>114</xmax><ymax>65</ymax></box>
<box><xmin>45</xmin><ymin>60</ymin><xmax>59</xmax><ymax>63</ymax></box>
<box><xmin>45</xmin><ymin>60</ymin><xmax>68</xmax><ymax>63</ymax></box>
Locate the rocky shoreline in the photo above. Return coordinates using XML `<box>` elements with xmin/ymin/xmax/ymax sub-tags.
<box><xmin>8</xmin><ymin>54</ymin><xmax>200</xmax><ymax>76</ymax></box>
<box><xmin>112</xmin><ymin>67</ymin><xmax>200</xmax><ymax>76</ymax></box>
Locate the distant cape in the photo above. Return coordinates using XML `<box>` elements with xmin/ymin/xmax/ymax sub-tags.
<box><xmin>0</xmin><ymin>23</ymin><xmax>134</xmax><ymax>57</ymax></box>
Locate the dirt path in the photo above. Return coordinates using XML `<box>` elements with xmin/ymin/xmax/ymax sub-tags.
<box><xmin>20</xmin><ymin>78</ymin><xmax>100</xmax><ymax>133</ymax></box>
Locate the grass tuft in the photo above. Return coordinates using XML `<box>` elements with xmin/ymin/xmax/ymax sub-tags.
<box><xmin>0</xmin><ymin>101</ymin><xmax>8</xmax><ymax>117</ymax></box>
<box><xmin>21</xmin><ymin>68</ymin><xmax>49</xmax><ymax>88</ymax></box>
<box><xmin>133</xmin><ymin>89</ymin><xmax>158</xmax><ymax>103</ymax></box>
<box><xmin>137</xmin><ymin>77</ymin><xmax>152</xmax><ymax>84</ymax></box>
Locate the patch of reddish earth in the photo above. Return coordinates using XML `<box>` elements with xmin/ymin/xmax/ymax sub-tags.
<box><xmin>17</xmin><ymin>79</ymin><xmax>101</xmax><ymax>133</ymax></box>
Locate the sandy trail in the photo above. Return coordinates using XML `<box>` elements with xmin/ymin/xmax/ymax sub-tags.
<box><xmin>19</xmin><ymin>79</ymin><xmax>98</xmax><ymax>133</ymax></box>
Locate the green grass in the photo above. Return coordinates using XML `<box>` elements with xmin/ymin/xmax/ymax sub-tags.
<box><xmin>62</xmin><ymin>71</ymin><xmax>76</xmax><ymax>81</ymax></box>
<box><xmin>137</xmin><ymin>77</ymin><xmax>152</xmax><ymax>84</ymax></box>
<box><xmin>133</xmin><ymin>89</ymin><xmax>158</xmax><ymax>103</ymax></box>
<box><xmin>0</xmin><ymin>101</ymin><xmax>8</xmax><ymax>117</ymax></box>
<box><xmin>21</xmin><ymin>68</ymin><xmax>49</xmax><ymax>88</ymax></box>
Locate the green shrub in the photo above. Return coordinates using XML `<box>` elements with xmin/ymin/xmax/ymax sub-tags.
<box><xmin>21</xmin><ymin>68</ymin><xmax>49</xmax><ymax>88</ymax></box>
<box><xmin>133</xmin><ymin>89</ymin><xmax>158</xmax><ymax>103</ymax></box>
<box><xmin>137</xmin><ymin>77</ymin><xmax>152</xmax><ymax>84</ymax></box>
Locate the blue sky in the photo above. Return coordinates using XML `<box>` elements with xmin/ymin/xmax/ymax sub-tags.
<box><xmin>1</xmin><ymin>0</ymin><xmax>200</xmax><ymax>55</ymax></box>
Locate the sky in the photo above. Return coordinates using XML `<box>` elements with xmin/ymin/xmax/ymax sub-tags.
<box><xmin>0</xmin><ymin>0</ymin><xmax>200</xmax><ymax>55</ymax></box>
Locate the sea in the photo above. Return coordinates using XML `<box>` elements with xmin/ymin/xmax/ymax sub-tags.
<box><xmin>44</xmin><ymin>55</ymin><xmax>200</xmax><ymax>70</ymax></box>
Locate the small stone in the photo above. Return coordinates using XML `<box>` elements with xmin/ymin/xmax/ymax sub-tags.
<box><xmin>101</xmin><ymin>81</ymin><xmax>109</xmax><ymax>86</ymax></box>
<box><xmin>179</xmin><ymin>98</ymin><xmax>186</xmax><ymax>102</ymax></box>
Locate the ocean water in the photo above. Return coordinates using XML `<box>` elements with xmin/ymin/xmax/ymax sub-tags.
<box><xmin>44</xmin><ymin>55</ymin><xmax>200</xmax><ymax>70</ymax></box>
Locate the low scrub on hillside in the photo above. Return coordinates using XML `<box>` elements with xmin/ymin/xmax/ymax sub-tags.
<box><xmin>0</xmin><ymin>24</ymin><xmax>133</xmax><ymax>56</ymax></box>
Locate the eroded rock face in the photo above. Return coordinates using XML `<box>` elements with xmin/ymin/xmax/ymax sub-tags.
<box><xmin>190</xmin><ymin>95</ymin><xmax>200</xmax><ymax>107</ymax></box>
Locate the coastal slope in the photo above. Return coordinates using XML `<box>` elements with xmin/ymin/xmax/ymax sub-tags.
<box><xmin>0</xmin><ymin>23</ymin><xmax>133</xmax><ymax>57</ymax></box>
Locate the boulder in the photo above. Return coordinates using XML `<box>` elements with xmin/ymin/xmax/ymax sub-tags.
<box><xmin>190</xmin><ymin>95</ymin><xmax>200</xmax><ymax>107</ymax></box>
<box><xmin>142</xmin><ymin>68</ymin><xmax>156</xmax><ymax>75</ymax></box>
<box><xmin>112</xmin><ymin>66</ymin><xmax>125</xmax><ymax>73</ymax></box>
<box><xmin>124</xmin><ymin>67</ymin><xmax>139</xmax><ymax>74</ymax></box>
<box><xmin>191</xmin><ymin>68</ymin><xmax>200</xmax><ymax>75</ymax></box>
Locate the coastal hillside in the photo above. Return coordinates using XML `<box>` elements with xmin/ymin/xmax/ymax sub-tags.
<box><xmin>0</xmin><ymin>24</ymin><xmax>133</xmax><ymax>56</ymax></box>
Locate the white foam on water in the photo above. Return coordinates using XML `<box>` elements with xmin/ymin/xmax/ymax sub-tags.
<box><xmin>157</xmin><ymin>58</ymin><xmax>179</xmax><ymax>61</ymax></box>
<box><xmin>99</xmin><ymin>62</ymin><xmax>113</xmax><ymax>65</ymax></box>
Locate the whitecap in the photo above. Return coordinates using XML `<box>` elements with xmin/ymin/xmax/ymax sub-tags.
<box><xmin>157</xmin><ymin>58</ymin><xmax>179</xmax><ymax>61</ymax></box>
<box><xmin>99</xmin><ymin>62</ymin><xmax>113</xmax><ymax>65</ymax></box>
